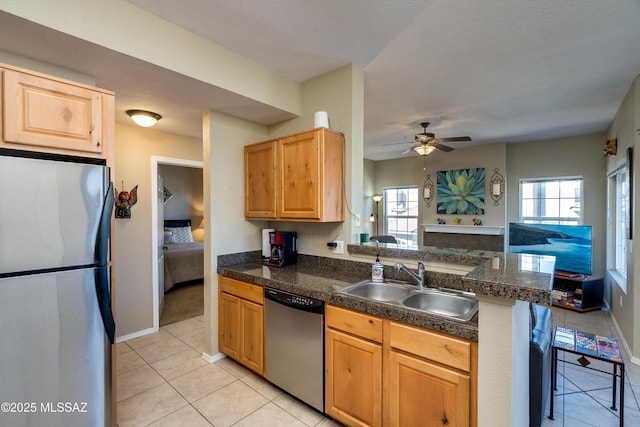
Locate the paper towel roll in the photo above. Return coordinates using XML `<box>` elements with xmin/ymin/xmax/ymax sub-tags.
<box><xmin>314</xmin><ymin>111</ymin><xmax>329</xmax><ymax>128</ymax></box>
<box><xmin>262</xmin><ymin>229</ymin><xmax>274</xmax><ymax>258</ymax></box>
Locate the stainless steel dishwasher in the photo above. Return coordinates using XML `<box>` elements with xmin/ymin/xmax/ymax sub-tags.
<box><xmin>264</xmin><ymin>287</ymin><xmax>325</xmax><ymax>412</ymax></box>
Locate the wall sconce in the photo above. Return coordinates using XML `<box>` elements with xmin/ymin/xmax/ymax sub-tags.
<box><xmin>126</xmin><ymin>109</ymin><xmax>162</xmax><ymax>127</ymax></box>
<box><xmin>371</xmin><ymin>194</ymin><xmax>383</xmax><ymax>235</ymax></box>
<box><xmin>490</xmin><ymin>168</ymin><xmax>505</xmax><ymax>206</ymax></box>
<box><xmin>423</xmin><ymin>174</ymin><xmax>434</xmax><ymax>207</ymax></box>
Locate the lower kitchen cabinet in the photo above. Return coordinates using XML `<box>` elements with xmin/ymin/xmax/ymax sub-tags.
<box><xmin>218</xmin><ymin>275</ymin><xmax>264</xmax><ymax>375</ymax></box>
<box><xmin>325</xmin><ymin>327</ymin><xmax>383</xmax><ymax>427</ymax></box>
<box><xmin>325</xmin><ymin>304</ymin><xmax>477</xmax><ymax>427</ymax></box>
<box><xmin>387</xmin><ymin>350</ymin><xmax>470</xmax><ymax>426</ymax></box>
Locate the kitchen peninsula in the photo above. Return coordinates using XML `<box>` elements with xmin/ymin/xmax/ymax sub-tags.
<box><xmin>217</xmin><ymin>245</ymin><xmax>553</xmax><ymax>426</ymax></box>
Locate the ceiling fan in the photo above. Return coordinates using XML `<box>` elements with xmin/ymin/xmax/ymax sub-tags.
<box><xmin>385</xmin><ymin>122</ymin><xmax>472</xmax><ymax>156</ymax></box>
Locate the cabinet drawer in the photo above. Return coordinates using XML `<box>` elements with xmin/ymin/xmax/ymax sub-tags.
<box><xmin>326</xmin><ymin>305</ymin><xmax>383</xmax><ymax>343</ymax></box>
<box><xmin>389</xmin><ymin>321</ymin><xmax>471</xmax><ymax>372</ymax></box>
<box><xmin>219</xmin><ymin>276</ymin><xmax>263</xmax><ymax>305</ymax></box>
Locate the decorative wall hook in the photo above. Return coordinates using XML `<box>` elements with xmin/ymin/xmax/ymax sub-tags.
<box><xmin>423</xmin><ymin>174</ymin><xmax>434</xmax><ymax>207</ymax></box>
<box><xmin>490</xmin><ymin>168</ymin><xmax>504</xmax><ymax>206</ymax></box>
<box><xmin>115</xmin><ymin>183</ymin><xmax>138</xmax><ymax>219</ymax></box>
<box><xmin>603</xmin><ymin>138</ymin><xmax>617</xmax><ymax>157</ymax></box>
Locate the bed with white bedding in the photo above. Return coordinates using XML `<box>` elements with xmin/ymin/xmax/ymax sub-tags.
<box><xmin>163</xmin><ymin>219</ymin><xmax>204</xmax><ymax>292</ymax></box>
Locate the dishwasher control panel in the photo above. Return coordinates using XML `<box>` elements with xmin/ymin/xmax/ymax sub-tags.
<box><xmin>265</xmin><ymin>287</ymin><xmax>324</xmax><ymax>313</ymax></box>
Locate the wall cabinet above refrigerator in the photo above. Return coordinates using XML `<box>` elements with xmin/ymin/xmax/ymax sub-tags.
<box><xmin>0</xmin><ymin>63</ymin><xmax>115</xmax><ymax>161</ymax></box>
<box><xmin>244</xmin><ymin>127</ymin><xmax>344</xmax><ymax>222</ymax></box>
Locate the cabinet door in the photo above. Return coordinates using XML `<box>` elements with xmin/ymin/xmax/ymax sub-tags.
<box><xmin>244</xmin><ymin>141</ymin><xmax>276</xmax><ymax>218</ymax></box>
<box><xmin>2</xmin><ymin>69</ymin><xmax>104</xmax><ymax>155</ymax></box>
<box><xmin>277</xmin><ymin>131</ymin><xmax>321</xmax><ymax>219</ymax></box>
<box><xmin>218</xmin><ymin>293</ymin><xmax>241</xmax><ymax>359</ymax></box>
<box><xmin>240</xmin><ymin>299</ymin><xmax>264</xmax><ymax>375</ymax></box>
<box><xmin>325</xmin><ymin>328</ymin><xmax>382</xmax><ymax>427</ymax></box>
<box><xmin>388</xmin><ymin>350</ymin><xmax>470</xmax><ymax>427</ymax></box>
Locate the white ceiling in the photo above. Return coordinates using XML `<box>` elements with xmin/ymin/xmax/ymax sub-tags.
<box><xmin>2</xmin><ymin>1</ymin><xmax>640</xmax><ymax>160</ymax></box>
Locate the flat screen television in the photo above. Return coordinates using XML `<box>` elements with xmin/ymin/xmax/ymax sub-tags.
<box><xmin>508</xmin><ymin>223</ymin><xmax>593</xmax><ymax>275</ymax></box>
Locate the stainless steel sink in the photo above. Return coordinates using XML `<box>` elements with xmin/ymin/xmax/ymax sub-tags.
<box><xmin>339</xmin><ymin>280</ymin><xmax>478</xmax><ymax>322</ymax></box>
<box><xmin>340</xmin><ymin>280</ymin><xmax>413</xmax><ymax>301</ymax></box>
<box><xmin>400</xmin><ymin>289</ymin><xmax>478</xmax><ymax>322</ymax></box>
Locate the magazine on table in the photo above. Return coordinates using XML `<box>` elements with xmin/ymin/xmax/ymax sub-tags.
<box><xmin>553</xmin><ymin>327</ymin><xmax>623</xmax><ymax>363</ymax></box>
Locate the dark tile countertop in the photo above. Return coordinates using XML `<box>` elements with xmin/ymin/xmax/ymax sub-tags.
<box><xmin>349</xmin><ymin>244</ymin><xmax>555</xmax><ymax>306</ymax></box>
<box><xmin>217</xmin><ymin>254</ymin><xmax>480</xmax><ymax>341</ymax></box>
<box><xmin>217</xmin><ymin>248</ymin><xmax>555</xmax><ymax>343</ymax></box>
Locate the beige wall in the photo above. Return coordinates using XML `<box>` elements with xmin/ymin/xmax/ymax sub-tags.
<box><xmin>606</xmin><ymin>75</ymin><xmax>640</xmax><ymax>361</ymax></box>
<box><xmin>373</xmin><ymin>142</ymin><xmax>507</xmax><ymax>245</ymax></box>
<box><xmin>203</xmin><ymin>111</ymin><xmax>269</xmax><ymax>356</ymax></box>
<box><xmin>265</xmin><ymin>64</ymin><xmax>366</xmax><ymax>255</ymax></box>
<box><xmin>2</xmin><ymin>0</ymin><xmax>300</xmax><ymax>116</ymax></box>
<box><xmin>0</xmin><ymin>49</ymin><xmax>95</xmax><ymax>85</ymax></box>
<box><xmin>114</xmin><ymin>122</ymin><xmax>202</xmax><ymax>338</ymax></box>
<box><xmin>506</xmin><ymin>133</ymin><xmax>607</xmax><ymax>278</ymax></box>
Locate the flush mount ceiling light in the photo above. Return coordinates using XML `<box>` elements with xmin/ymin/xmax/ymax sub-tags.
<box><xmin>126</xmin><ymin>109</ymin><xmax>162</xmax><ymax>127</ymax></box>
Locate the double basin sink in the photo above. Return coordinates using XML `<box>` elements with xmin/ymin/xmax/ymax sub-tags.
<box><xmin>338</xmin><ymin>279</ymin><xmax>478</xmax><ymax>322</ymax></box>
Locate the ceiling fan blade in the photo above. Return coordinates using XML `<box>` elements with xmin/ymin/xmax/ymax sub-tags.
<box><xmin>432</xmin><ymin>142</ymin><xmax>454</xmax><ymax>152</ymax></box>
<box><xmin>437</xmin><ymin>136</ymin><xmax>472</xmax><ymax>142</ymax></box>
<box><xmin>400</xmin><ymin>146</ymin><xmax>414</xmax><ymax>155</ymax></box>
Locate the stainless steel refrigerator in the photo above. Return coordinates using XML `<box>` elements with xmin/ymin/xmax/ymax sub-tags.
<box><xmin>0</xmin><ymin>152</ymin><xmax>115</xmax><ymax>427</ymax></box>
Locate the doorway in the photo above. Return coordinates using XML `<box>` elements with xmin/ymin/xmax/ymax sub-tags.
<box><xmin>151</xmin><ymin>156</ymin><xmax>204</xmax><ymax>330</ymax></box>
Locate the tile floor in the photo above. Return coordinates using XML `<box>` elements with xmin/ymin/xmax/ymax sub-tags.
<box><xmin>117</xmin><ymin>308</ymin><xmax>640</xmax><ymax>427</ymax></box>
<box><xmin>116</xmin><ymin>315</ymin><xmax>341</xmax><ymax>426</ymax></box>
<box><xmin>542</xmin><ymin>306</ymin><xmax>640</xmax><ymax>426</ymax></box>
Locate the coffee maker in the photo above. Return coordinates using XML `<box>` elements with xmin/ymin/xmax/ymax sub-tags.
<box><xmin>267</xmin><ymin>231</ymin><xmax>297</xmax><ymax>267</ymax></box>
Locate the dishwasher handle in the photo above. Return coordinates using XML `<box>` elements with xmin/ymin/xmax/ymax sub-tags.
<box><xmin>264</xmin><ymin>287</ymin><xmax>324</xmax><ymax>314</ymax></box>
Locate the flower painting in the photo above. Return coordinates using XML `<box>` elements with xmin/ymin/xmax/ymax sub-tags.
<box><xmin>436</xmin><ymin>168</ymin><xmax>485</xmax><ymax>215</ymax></box>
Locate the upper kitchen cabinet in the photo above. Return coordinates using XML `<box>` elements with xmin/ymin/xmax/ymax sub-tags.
<box><xmin>244</xmin><ymin>128</ymin><xmax>344</xmax><ymax>222</ymax></box>
<box><xmin>244</xmin><ymin>140</ymin><xmax>277</xmax><ymax>218</ymax></box>
<box><xmin>1</xmin><ymin>64</ymin><xmax>114</xmax><ymax>160</ymax></box>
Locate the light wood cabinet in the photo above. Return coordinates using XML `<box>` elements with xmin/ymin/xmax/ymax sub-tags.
<box><xmin>387</xmin><ymin>321</ymin><xmax>476</xmax><ymax>427</ymax></box>
<box><xmin>326</xmin><ymin>305</ymin><xmax>477</xmax><ymax>427</ymax></box>
<box><xmin>1</xmin><ymin>65</ymin><xmax>114</xmax><ymax>160</ymax></box>
<box><xmin>244</xmin><ymin>127</ymin><xmax>344</xmax><ymax>222</ymax></box>
<box><xmin>325</xmin><ymin>305</ymin><xmax>383</xmax><ymax>427</ymax></box>
<box><xmin>218</xmin><ymin>275</ymin><xmax>264</xmax><ymax>375</ymax></box>
<box><xmin>244</xmin><ymin>141</ymin><xmax>276</xmax><ymax>218</ymax></box>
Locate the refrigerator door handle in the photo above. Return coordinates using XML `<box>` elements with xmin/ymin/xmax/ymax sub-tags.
<box><xmin>95</xmin><ymin>181</ymin><xmax>114</xmax><ymax>266</ymax></box>
<box><xmin>95</xmin><ymin>267</ymin><xmax>116</xmax><ymax>344</ymax></box>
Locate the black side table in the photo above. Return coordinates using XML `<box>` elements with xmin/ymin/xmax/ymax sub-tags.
<box><xmin>549</xmin><ymin>326</ymin><xmax>625</xmax><ymax>427</ymax></box>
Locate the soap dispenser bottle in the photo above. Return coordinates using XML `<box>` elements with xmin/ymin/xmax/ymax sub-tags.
<box><xmin>372</xmin><ymin>254</ymin><xmax>384</xmax><ymax>282</ymax></box>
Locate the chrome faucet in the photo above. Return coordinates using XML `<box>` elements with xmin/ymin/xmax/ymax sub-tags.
<box><xmin>395</xmin><ymin>262</ymin><xmax>426</xmax><ymax>289</ymax></box>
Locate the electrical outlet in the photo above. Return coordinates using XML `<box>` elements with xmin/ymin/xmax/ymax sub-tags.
<box><xmin>333</xmin><ymin>240</ymin><xmax>344</xmax><ymax>254</ymax></box>
<box><xmin>355</xmin><ymin>213</ymin><xmax>361</xmax><ymax>227</ymax></box>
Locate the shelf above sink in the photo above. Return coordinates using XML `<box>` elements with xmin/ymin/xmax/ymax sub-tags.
<box><xmin>422</xmin><ymin>224</ymin><xmax>505</xmax><ymax>235</ymax></box>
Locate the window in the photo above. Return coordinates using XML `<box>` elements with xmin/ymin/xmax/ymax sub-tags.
<box><xmin>609</xmin><ymin>166</ymin><xmax>628</xmax><ymax>288</ymax></box>
<box><xmin>519</xmin><ymin>177</ymin><xmax>583</xmax><ymax>224</ymax></box>
<box><xmin>383</xmin><ymin>187</ymin><xmax>419</xmax><ymax>248</ymax></box>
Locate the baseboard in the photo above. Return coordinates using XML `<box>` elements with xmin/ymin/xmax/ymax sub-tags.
<box><xmin>115</xmin><ymin>327</ymin><xmax>158</xmax><ymax>344</ymax></box>
<box><xmin>202</xmin><ymin>352</ymin><xmax>226</xmax><ymax>364</ymax></box>
<box><xmin>609</xmin><ymin>311</ymin><xmax>640</xmax><ymax>366</ymax></box>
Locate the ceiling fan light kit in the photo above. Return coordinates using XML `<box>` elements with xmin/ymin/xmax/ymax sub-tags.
<box><xmin>393</xmin><ymin>122</ymin><xmax>472</xmax><ymax>156</ymax></box>
<box><xmin>413</xmin><ymin>144</ymin><xmax>437</xmax><ymax>156</ymax></box>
